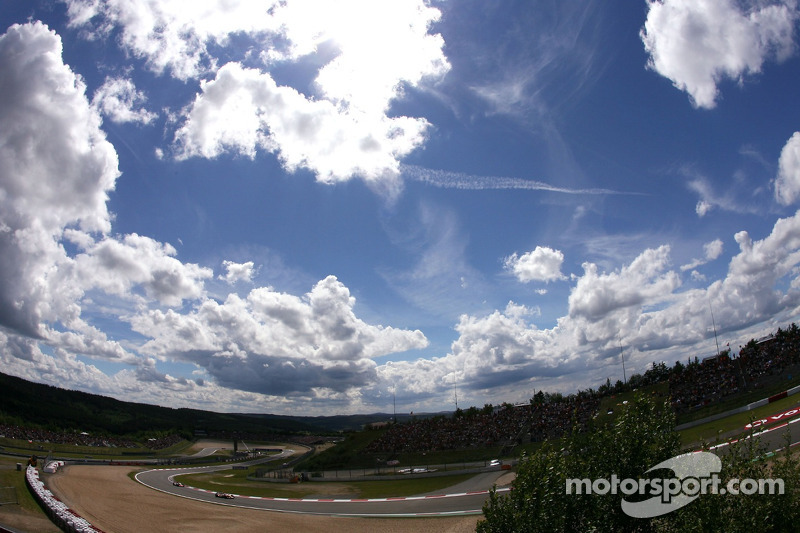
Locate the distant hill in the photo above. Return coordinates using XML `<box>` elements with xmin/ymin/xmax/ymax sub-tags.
<box><xmin>0</xmin><ymin>372</ymin><xmax>432</xmax><ymax>437</ymax></box>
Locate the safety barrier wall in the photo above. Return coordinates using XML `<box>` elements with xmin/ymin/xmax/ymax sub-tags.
<box><xmin>25</xmin><ymin>466</ymin><xmax>104</xmax><ymax>533</ymax></box>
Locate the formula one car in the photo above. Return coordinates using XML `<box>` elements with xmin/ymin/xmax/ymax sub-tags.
<box><xmin>215</xmin><ymin>492</ymin><xmax>235</xmax><ymax>499</ymax></box>
<box><xmin>172</xmin><ymin>481</ymin><xmax>185</xmax><ymax>487</ymax></box>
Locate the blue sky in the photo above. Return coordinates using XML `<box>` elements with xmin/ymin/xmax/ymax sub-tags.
<box><xmin>2</xmin><ymin>0</ymin><xmax>800</xmax><ymax>416</ymax></box>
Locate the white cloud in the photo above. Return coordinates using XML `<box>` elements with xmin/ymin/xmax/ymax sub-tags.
<box><xmin>568</xmin><ymin>245</ymin><xmax>681</xmax><ymax>320</ymax></box>
<box><xmin>505</xmin><ymin>246</ymin><xmax>567</xmax><ymax>283</ymax></box>
<box><xmin>65</xmin><ymin>0</ymin><xmax>281</xmax><ymax>80</ymax></box>
<box><xmin>92</xmin><ymin>76</ymin><xmax>158</xmax><ymax>124</ymax></box>
<box><xmin>687</xmin><ymin>173</ymin><xmax>763</xmax><ymax>216</ymax></box>
<box><xmin>704</xmin><ymin>238</ymin><xmax>724</xmax><ymax>261</ymax></box>
<box><xmin>268</xmin><ymin>0</ymin><xmax>448</xmax><ymax>114</ymax></box>
<box><xmin>0</xmin><ymin>20</ymin><xmax>434</xmax><ymax>411</ymax></box>
<box><xmin>129</xmin><ymin>276</ymin><xmax>428</xmax><ymax>396</ymax></box>
<box><xmin>696</xmin><ymin>200</ymin><xmax>713</xmax><ymax>217</ymax></box>
<box><xmin>448</xmin><ymin>302</ymin><xmax>567</xmax><ymax>388</ymax></box>
<box><xmin>776</xmin><ymin>131</ymin><xmax>800</xmax><ymax>205</ymax></box>
<box><xmin>0</xmin><ymin>22</ymin><xmax>118</xmax><ymax>236</ymax></box>
<box><xmin>68</xmin><ymin>0</ymin><xmax>450</xmax><ymax>193</ymax></box>
<box><xmin>172</xmin><ymin>62</ymin><xmax>431</xmax><ymax>191</ymax></box>
<box><xmin>404</xmin><ymin>215</ymin><xmax>800</xmax><ymax>405</ymax></box>
<box><xmin>72</xmin><ymin>234</ymin><xmax>212</xmax><ymax>307</ymax></box>
<box><xmin>0</xmin><ymin>21</ymin><xmax>119</xmax><ymax>336</ymax></box>
<box><xmin>641</xmin><ymin>0</ymin><xmax>798</xmax><ymax>108</ymax></box>
<box><xmin>219</xmin><ymin>260</ymin><xmax>256</xmax><ymax>285</ymax></box>
<box><xmin>680</xmin><ymin>238</ymin><xmax>724</xmax><ymax>271</ymax></box>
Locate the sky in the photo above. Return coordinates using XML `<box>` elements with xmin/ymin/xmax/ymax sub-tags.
<box><xmin>2</xmin><ymin>0</ymin><xmax>800</xmax><ymax>417</ymax></box>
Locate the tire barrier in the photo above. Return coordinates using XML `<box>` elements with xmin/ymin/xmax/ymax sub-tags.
<box><xmin>44</xmin><ymin>460</ymin><xmax>65</xmax><ymax>473</ymax></box>
<box><xmin>25</xmin><ymin>466</ymin><xmax>104</xmax><ymax>533</ymax></box>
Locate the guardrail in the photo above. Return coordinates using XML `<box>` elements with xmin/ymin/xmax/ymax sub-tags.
<box><xmin>25</xmin><ymin>466</ymin><xmax>104</xmax><ymax>533</ymax></box>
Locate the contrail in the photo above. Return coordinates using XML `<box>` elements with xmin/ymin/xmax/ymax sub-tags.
<box><xmin>401</xmin><ymin>164</ymin><xmax>641</xmax><ymax>196</ymax></box>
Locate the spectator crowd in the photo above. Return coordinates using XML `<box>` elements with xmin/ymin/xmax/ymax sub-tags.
<box><xmin>366</xmin><ymin>392</ymin><xmax>601</xmax><ymax>454</ymax></box>
<box><xmin>368</xmin><ymin>323</ymin><xmax>800</xmax><ymax>454</ymax></box>
<box><xmin>670</xmin><ymin>323</ymin><xmax>800</xmax><ymax>414</ymax></box>
<box><xmin>0</xmin><ymin>424</ymin><xmax>181</xmax><ymax>450</ymax></box>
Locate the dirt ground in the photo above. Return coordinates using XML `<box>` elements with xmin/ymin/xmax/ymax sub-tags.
<box><xmin>42</xmin><ymin>465</ymin><xmax>483</xmax><ymax>533</ymax></box>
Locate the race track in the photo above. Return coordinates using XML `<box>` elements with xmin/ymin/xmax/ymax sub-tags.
<box><xmin>134</xmin><ymin>451</ymin><xmax>510</xmax><ymax>517</ymax></box>
<box><xmin>40</xmin><ymin>406</ymin><xmax>800</xmax><ymax>532</ymax></box>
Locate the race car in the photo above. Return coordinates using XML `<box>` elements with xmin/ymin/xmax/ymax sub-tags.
<box><xmin>172</xmin><ymin>481</ymin><xmax>185</xmax><ymax>487</ymax></box>
<box><xmin>215</xmin><ymin>492</ymin><xmax>235</xmax><ymax>499</ymax></box>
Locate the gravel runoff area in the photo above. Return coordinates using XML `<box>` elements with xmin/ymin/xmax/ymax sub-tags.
<box><xmin>42</xmin><ymin>465</ymin><xmax>492</xmax><ymax>533</ymax></box>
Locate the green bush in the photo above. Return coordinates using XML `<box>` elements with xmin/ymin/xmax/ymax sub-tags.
<box><xmin>478</xmin><ymin>393</ymin><xmax>800</xmax><ymax>532</ymax></box>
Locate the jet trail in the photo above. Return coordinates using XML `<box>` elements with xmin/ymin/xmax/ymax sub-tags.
<box><xmin>401</xmin><ymin>164</ymin><xmax>641</xmax><ymax>196</ymax></box>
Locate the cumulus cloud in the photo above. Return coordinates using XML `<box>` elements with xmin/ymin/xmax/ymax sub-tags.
<box><xmin>776</xmin><ymin>131</ymin><xmax>800</xmax><ymax>205</ymax></box>
<box><xmin>419</xmin><ymin>215</ymin><xmax>800</xmax><ymax>406</ymax></box>
<box><xmin>172</xmin><ymin>62</ymin><xmax>431</xmax><ymax>190</ymax></box>
<box><xmin>68</xmin><ymin>0</ymin><xmax>450</xmax><ymax>193</ymax></box>
<box><xmin>641</xmin><ymin>0</ymin><xmax>798</xmax><ymax>108</ymax></box>
<box><xmin>92</xmin><ymin>76</ymin><xmax>158</xmax><ymax>124</ymax></box>
<box><xmin>130</xmin><ymin>276</ymin><xmax>428</xmax><ymax>396</ymax></box>
<box><xmin>0</xmin><ymin>21</ymin><xmax>211</xmax><ymax>361</ymax></box>
<box><xmin>219</xmin><ymin>260</ymin><xmax>256</xmax><ymax>284</ymax></box>
<box><xmin>505</xmin><ymin>246</ymin><xmax>567</xmax><ymax>283</ymax></box>
<box><xmin>448</xmin><ymin>302</ymin><xmax>567</xmax><ymax>389</ymax></box>
<box><xmin>0</xmin><ymin>21</ymin><xmax>119</xmax><ymax>336</ymax></box>
<box><xmin>71</xmin><ymin>234</ymin><xmax>212</xmax><ymax>307</ymax></box>
<box><xmin>0</xmin><ymin>20</ymin><xmax>432</xmax><ymax>409</ymax></box>
<box><xmin>65</xmin><ymin>0</ymin><xmax>280</xmax><ymax>80</ymax></box>
<box><xmin>569</xmin><ymin>245</ymin><xmax>681</xmax><ymax>320</ymax></box>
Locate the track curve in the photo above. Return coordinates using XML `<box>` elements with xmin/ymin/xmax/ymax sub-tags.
<box><xmin>134</xmin><ymin>451</ymin><xmax>510</xmax><ymax>517</ymax></box>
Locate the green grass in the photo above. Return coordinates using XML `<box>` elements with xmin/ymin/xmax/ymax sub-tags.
<box><xmin>0</xmin><ymin>458</ymin><xmax>47</xmax><ymax>516</ymax></box>
<box><xmin>679</xmin><ymin>395</ymin><xmax>800</xmax><ymax>447</ymax></box>
<box><xmin>176</xmin><ymin>469</ymin><xmax>478</xmax><ymax>499</ymax></box>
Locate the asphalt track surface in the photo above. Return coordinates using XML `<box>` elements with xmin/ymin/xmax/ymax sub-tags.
<box><xmin>708</xmin><ymin>405</ymin><xmax>800</xmax><ymax>456</ymax></box>
<box><xmin>135</xmin><ymin>449</ymin><xmax>510</xmax><ymax>517</ymax></box>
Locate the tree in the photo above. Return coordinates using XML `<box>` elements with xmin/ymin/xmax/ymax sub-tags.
<box><xmin>478</xmin><ymin>393</ymin><xmax>679</xmax><ymax>532</ymax></box>
<box><xmin>478</xmin><ymin>394</ymin><xmax>800</xmax><ymax>532</ymax></box>
<box><xmin>654</xmin><ymin>431</ymin><xmax>800</xmax><ymax>532</ymax></box>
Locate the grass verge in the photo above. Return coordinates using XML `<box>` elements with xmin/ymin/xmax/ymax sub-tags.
<box><xmin>0</xmin><ymin>457</ymin><xmax>47</xmax><ymax>516</ymax></box>
<box><xmin>679</xmin><ymin>395</ymin><xmax>800</xmax><ymax>447</ymax></box>
<box><xmin>175</xmin><ymin>469</ymin><xmax>477</xmax><ymax>499</ymax></box>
